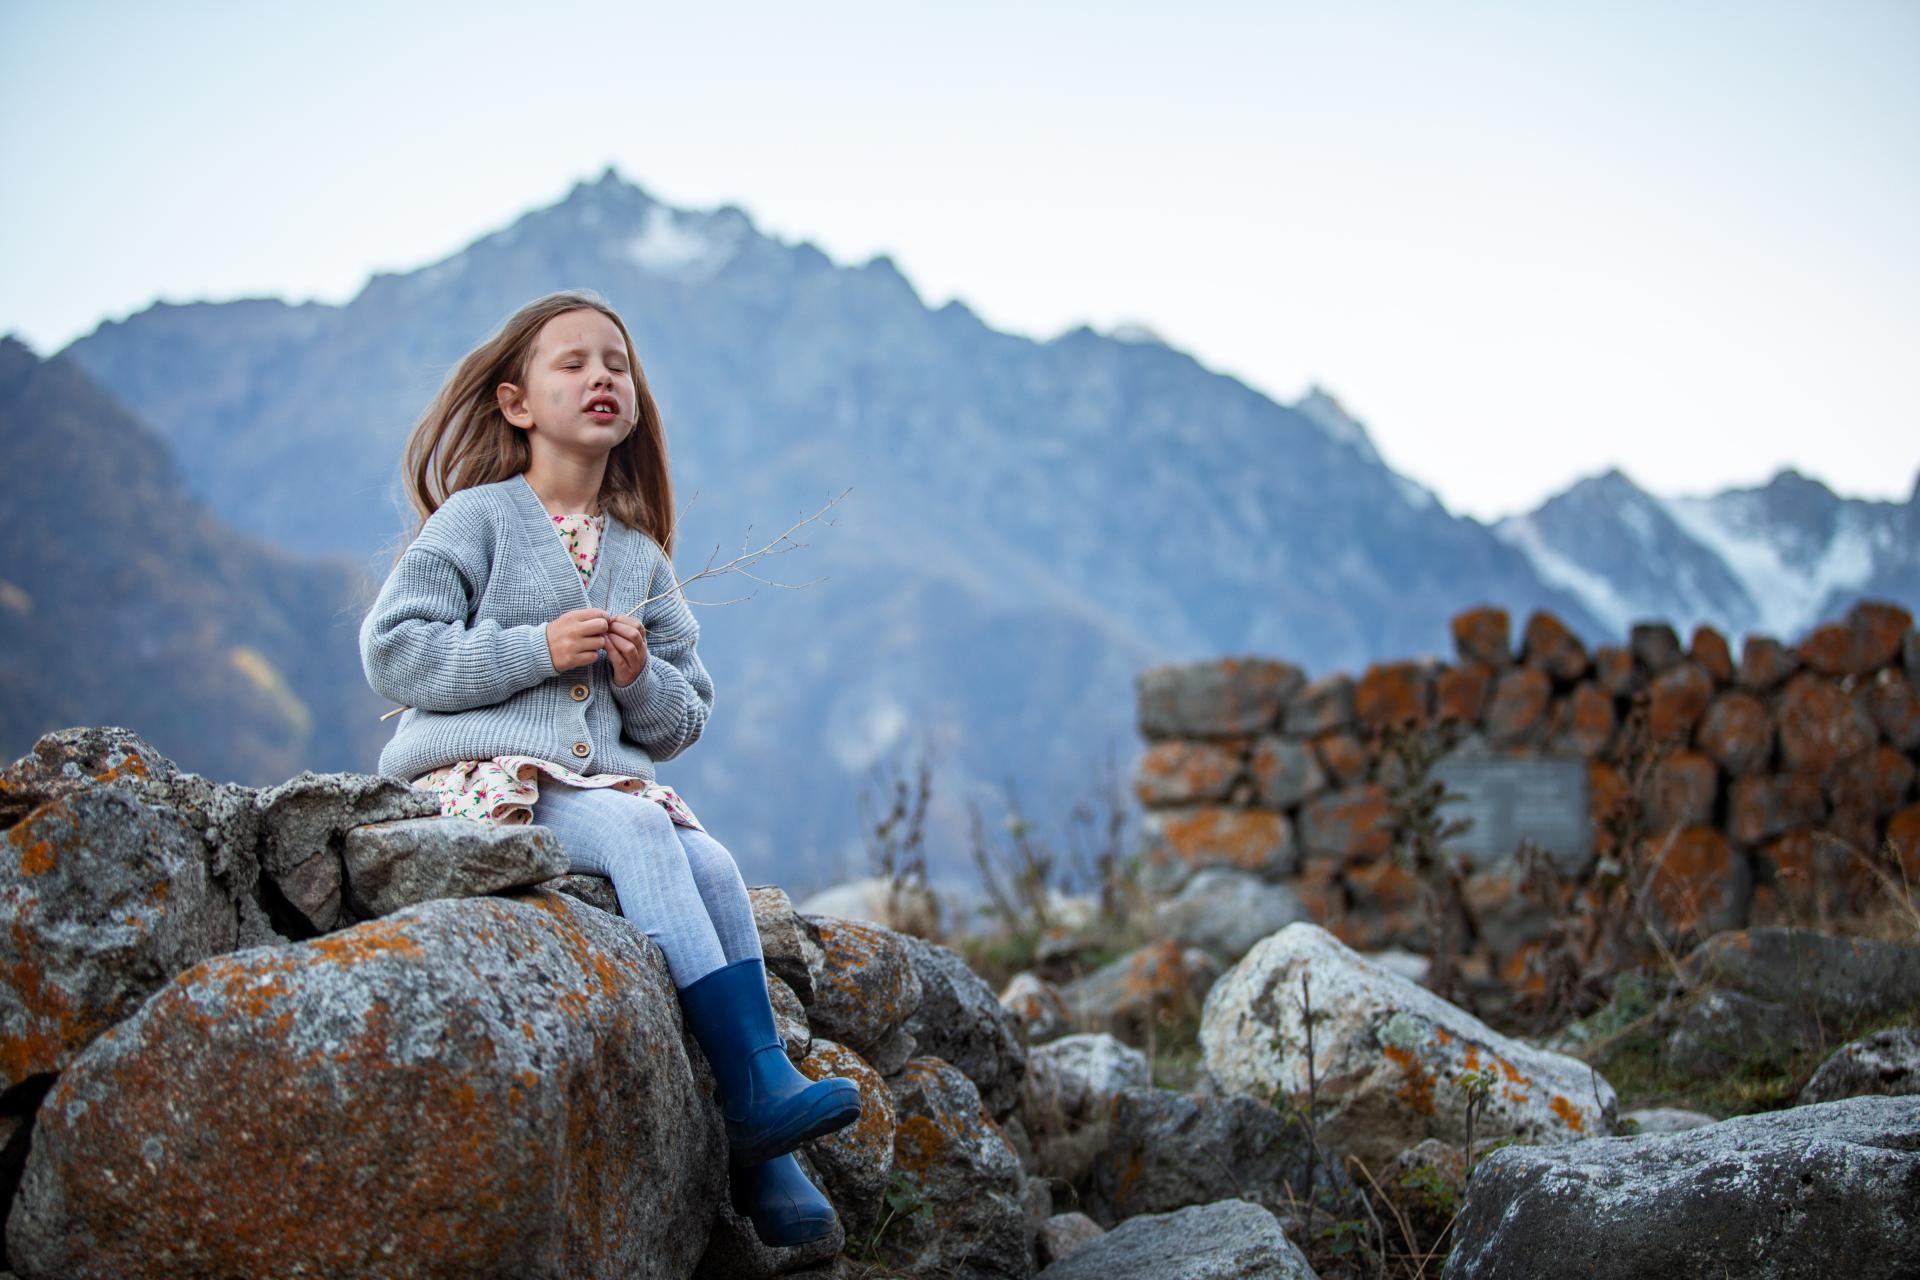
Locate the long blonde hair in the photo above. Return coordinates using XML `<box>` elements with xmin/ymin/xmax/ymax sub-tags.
<box><xmin>395</xmin><ymin>289</ymin><xmax>675</xmax><ymax>556</ymax></box>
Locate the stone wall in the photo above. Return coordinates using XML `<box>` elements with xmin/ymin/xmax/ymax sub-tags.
<box><xmin>1133</xmin><ymin>600</ymin><xmax>1920</xmax><ymax>986</ymax></box>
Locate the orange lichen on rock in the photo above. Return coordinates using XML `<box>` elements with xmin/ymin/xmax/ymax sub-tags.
<box><xmin>893</xmin><ymin>1113</ymin><xmax>949</xmax><ymax>1174</ymax></box>
<box><xmin>1381</xmin><ymin>1043</ymin><xmax>1436</xmax><ymax>1115</ymax></box>
<box><xmin>1548</xmin><ymin>1094</ymin><xmax>1584</xmax><ymax>1131</ymax></box>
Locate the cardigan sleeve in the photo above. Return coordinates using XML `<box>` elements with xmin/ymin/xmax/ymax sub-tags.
<box><xmin>359</xmin><ymin>541</ymin><xmax>559</xmax><ymax>713</ymax></box>
<box><xmin>611</xmin><ymin>546</ymin><xmax>715</xmax><ymax>761</ymax></box>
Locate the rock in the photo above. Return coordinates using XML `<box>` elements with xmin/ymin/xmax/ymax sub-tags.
<box><xmin>1138</xmin><ymin>660</ymin><xmax>1307</xmax><ymax>739</ymax></box>
<box><xmin>1140</xmin><ymin>807</ymin><xmax>1297</xmax><ymax>893</ymax></box>
<box><xmin>1</xmin><ymin>787</ymin><xmax>236</xmax><ymax>1091</ymax></box>
<box><xmin>885</xmin><ymin>1057</ymin><xmax>1028</xmax><ymax>1278</ymax></box>
<box><xmin>1889</xmin><ymin>805</ymin><xmax>1920</xmax><ymax>882</ymax></box>
<box><xmin>1200</xmin><ymin>923</ymin><xmax>1615</xmax><ymax>1166</ymax></box>
<box><xmin>1828</xmin><ymin>745</ymin><xmax>1916</xmax><ymax>825</ymax></box>
<box><xmin>1639</xmin><ymin>753</ymin><xmax>1716</xmax><ymax>830</ymax></box>
<box><xmin>794</xmin><ymin>877</ymin><xmax>940</xmax><ymax>936</ymax></box>
<box><xmin>1084</xmin><ymin>1088</ymin><xmax>1318</xmax><ymax>1226</ymax></box>
<box><xmin>7</xmin><ymin>891</ymin><xmax>726</xmax><ymax>1279</ymax></box>
<box><xmin>1777</xmin><ymin>672</ymin><xmax>1878</xmax><ymax>777</ymax></box>
<box><xmin>1283</xmin><ymin>674</ymin><xmax>1355</xmax><ymax>736</ymax></box>
<box><xmin>549</xmin><ymin>873</ymin><xmax>621</xmax><ymax>915</ymax></box>
<box><xmin>1483</xmin><ymin>668</ymin><xmax>1551</xmax><ymax>745</ymax></box>
<box><xmin>1757</xmin><ymin>832</ymin><xmax>1874</xmax><ymax>924</ymax></box>
<box><xmin>1452</xmin><ymin>607</ymin><xmax>1512</xmax><ymax>668</ymax></box>
<box><xmin>747</xmin><ymin>884</ymin><xmax>815</xmax><ymax>1005</ymax></box>
<box><xmin>1297</xmin><ymin>785</ymin><xmax>1390</xmax><ymax>863</ymax></box>
<box><xmin>795</xmin><ymin>1039</ymin><xmax>896</xmax><ymax>1236</ymax></box>
<box><xmin>1545</xmin><ymin>682</ymin><xmax>1615</xmax><ymax>757</ymax></box>
<box><xmin>1522</xmin><ymin>611</ymin><xmax>1588</xmax><ymax>682</ymax></box>
<box><xmin>1310</xmin><ymin>733</ymin><xmax>1370</xmax><ymax>786</ymax></box>
<box><xmin>1867</xmin><ymin>669</ymin><xmax>1920</xmax><ymax>751</ymax></box>
<box><xmin>1663</xmin><ymin>988</ymin><xmax>1818</xmax><ymax>1078</ymax></box>
<box><xmin>1696</xmin><ymin>690</ymin><xmax>1772</xmax><ymax>775</ymax></box>
<box><xmin>1679</xmin><ymin>927</ymin><xmax>1920</xmax><ymax>1027</ymax></box>
<box><xmin>338</xmin><ymin>816</ymin><xmax>569</xmax><ymax>917</ymax></box>
<box><xmin>1641</xmin><ymin>827</ymin><xmax>1747</xmax><ymax>940</ymax></box>
<box><xmin>0</xmin><ymin>727</ymin><xmax>277</xmax><ymax>946</ymax></box>
<box><xmin>1739</xmin><ymin>634</ymin><xmax>1800</xmax><ymax>691</ymax></box>
<box><xmin>1619</xmin><ymin>1107</ymin><xmax>1715</xmax><ymax>1133</ymax></box>
<box><xmin>769</xmin><ymin>969</ymin><xmax>812</xmax><ymax>1061</ymax></box>
<box><xmin>1133</xmin><ymin>740</ymin><xmax>1246</xmax><ymax>807</ymax></box>
<box><xmin>1689</xmin><ymin>625</ymin><xmax>1734</xmax><ymax>684</ymax></box>
<box><xmin>1798</xmin><ymin>601</ymin><xmax>1912</xmax><ymax>677</ymax></box>
<box><xmin>1645</xmin><ymin>662</ymin><xmax>1713</xmax><ymax>747</ymax></box>
<box><xmin>1443</xmin><ymin>1096</ymin><xmax>1920</xmax><ymax>1280</ymax></box>
<box><xmin>1000</xmin><ymin>971</ymin><xmax>1072</xmax><ymax>1046</ymax></box>
<box><xmin>695</xmin><ymin>1148</ymin><xmax>844</xmax><ymax>1278</ymax></box>
<box><xmin>1799</xmin><ymin>1026</ymin><xmax>1920</xmax><ymax>1104</ymax></box>
<box><xmin>1729</xmin><ymin>773</ymin><xmax>1827</xmax><ymax>844</ymax></box>
<box><xmin>1592</xmin><ymin>645</ymin><xmax>1635</xmax><ymax>695</ymax></box>
<box><xmin>1630</xmin><ymin>622</ymin><xmax>1684</xmax><ymax>674</ymax></box>
<box><xmin>899</xmin><ymin>934</ymin><xmax>1027</xmax><ymax>1120</ymax></box>
<box><xmin>1355</xmin><ymin>661</ymin><xmax>1432</xmax><ymax>734</ymax></box>
<box><xmin>251</xmin><ymin>772</ymin><xmax>442</xmax><ymax>933</ymax></box>
<box><xmin>1034</xmin><ymin>1212</ymin><xmax>1104</xmax><ymax>1269</ymax></box>
<box><xmin>800</xmin><ymin>915</ymin><xmax>924</xmax><ymax>1069</ymax></box>
<box><xmin>1060</xmin><ymin>941</ymin><xmax>1221</xmax><ymax>1044</ymax></box>
<box><xmin>1435</xmin><ymin>663</ymin><xmax>1495</xmax><ymax>727</ymax></box>
<box><xmin>1248</xmin><ymin>737</ymin><xmax>1328</xmax><ymax>809</ymax></box>
<box><xmin>1029</xmin><ymin>1033</ymin><xmax>1151</xmax><ymax>1116</ymax></box>
<box><xmin>1154</xmin><ymin>868</ymin><xmax>1309</xmax><ymax>961</ymax></box>
<box><xmin>1034</xmin><ymin>1199</ymin><xmax>1316</xmax><ymax>1280</ymax></box>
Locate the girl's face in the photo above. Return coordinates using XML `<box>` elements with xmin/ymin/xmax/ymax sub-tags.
<box><xmin>497</xmin><ymin>308</ymin><xmax>636</xmax><ymax>456</ymax></box>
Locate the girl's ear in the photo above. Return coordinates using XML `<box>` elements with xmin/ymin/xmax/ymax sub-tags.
<box><xmin>497</xmin><ymin>381</ymin><xmax>533</xmax><ymax>429</ymax></box>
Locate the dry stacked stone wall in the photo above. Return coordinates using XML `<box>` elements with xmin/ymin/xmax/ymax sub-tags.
<box><xmin>1133</xmin><ymin>600</ymin><xmax>1920</xmax><ymax>987</ymax></box>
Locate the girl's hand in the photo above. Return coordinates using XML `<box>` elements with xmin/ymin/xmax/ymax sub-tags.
<box><xmin>547</xmin><ymin>608</ymin><xmax>612</xmax><ymax>671</ymax></box>
<box><xmin>606</xmin><ymin>615</ymin><xmax>648</xmax><ymax>688</ymax></box>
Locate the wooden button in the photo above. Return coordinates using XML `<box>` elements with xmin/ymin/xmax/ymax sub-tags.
<box><xmin>571</xmin><ymin>741</ymin><xmax>591</xmax><ymax>759</ymax></box>
<box><xmin>569</xmin><ymin>684</ymin><xmax>589</xmax><ymax>701</ymax></box>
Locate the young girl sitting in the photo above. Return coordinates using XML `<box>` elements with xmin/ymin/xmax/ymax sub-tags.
<box><xmin>359</xmin><ymin>289</ymin><xmax>859</xmax><ymax>1247</ymax></box>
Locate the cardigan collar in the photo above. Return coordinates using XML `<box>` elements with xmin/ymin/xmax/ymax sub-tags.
<box><xmin>509</xmin><ymin>470</ymin><xmax>634</xmax><ymax>616</ymax></box>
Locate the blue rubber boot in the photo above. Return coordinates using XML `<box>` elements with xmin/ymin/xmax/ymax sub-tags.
<box><xmin>732</xmin><ymin>1152</ymin><xmax>838</xmax><ymax>1247</ymax></box>
<box><xmin>677</xmin><ymin>957</ymin><xmax>863</xmax><ymax>1166</ymax></box>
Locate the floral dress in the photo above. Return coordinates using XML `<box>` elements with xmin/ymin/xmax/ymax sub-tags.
<box><xmin>410</xmin><ymin>511</ymin><xmax>704</xmax><ymax>833</ymax></box>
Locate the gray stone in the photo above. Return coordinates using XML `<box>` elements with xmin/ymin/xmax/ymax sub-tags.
<box><xmin>1620</xmin><ymin>1107</ymin><xmax>1717</xmax><ymax>1134</ymax></box>
<box><xmin>1664</xmin><ymin>989</ymin><xmax>1819</xmax><ymax>1079</ymax></box>
<box><xmin>1035</xmin><ymin>1212</ymin><xmax>1104</xmax><ymax>1269</ymax></box>
<box><xmin>1029</xmin><ymin>1034</ymin><xmax>1150</xmax><ymax>1116</ymax></box>
<box><xmin>770</xmin><ymin>970</ymin><xmax>811</xmax><ymax>1062</ymax></box>
<box><xmin>7</xmin><ymin>890</ymin><xmax>726</xmax><ymax>1279</ymax></box>
<box><xmin>1060</xmin><ymin>943</ymin><xmax>1221</xmax><ymax>1044</ymax></box>
<box><xmin>1630</xmin><ymin>622</ymin><xmax>1684</xmax><ymax>674</ymax></box>
<box><xmin>900</xmin><ymin>933</ymin><xmax>1028</xmax><ymax>1119</ymax></box>
<box><xmin>884</xmin><ymin>1057</ymin><xmax>1028</xmax><ymax>1279</ymax></box>
<box><xmin>748</xmin><ymin>884</ymin><xmax>815</xmax><ymax>1004</ymax></box>
<box><xmin>1084</xmin><ymin>1088</ymin><xmax>1320</xmax><ymax>1227</ymax></box>
<box><xmin>1035</xmin><ymin>1199</ymin><xmax>1316</xmax><ymax>1280</ymax></box>
<box><xmin>252</xmin><ymin>772</ymin><xmax>441</xmax><ymax>933</ymax></box>
<box><xmin>339</xmin><ymin>816</ymin><xmax>569</xmax><ymax>917</ymax></box>
<box><xmin>1138</xmin><ymin>660</ymin><xmax>1307</xmax><ymax>739</ymax></box>
<box><xmin>1248</xmin><ymin>736</ymin><xmax>1328</xmax><ymax>809</ymax></box>
<box><xmin>1680</xmin><ymin>927</ymin><xmax>1920</xmax><ymax>1027</ymax></box>
<box><xmin>1800</xmin><ymin>1026</ymin><xmax>1920</xmax><ymax>1104</ymax></box>
<box><xmin>799</xmin><ymin>915</ymin><xmax>924</xmax><ymax>1069</ymax></box>
<box><xmin>1283</xmin><ymin>674</ymin><xmax>1355</xmax><ymax>736</ymax></box>
<box><xmin>1000</xmin><ymin>971</ymin><xmax>1072</xmax><ymax>1046</ymax></box>
<box><xmin>1154</xmin><ymin>868</ymin><xmax>1309</xmax><ymax>961</ymax></box>
<box><xmin>548</xmin><ymin>873</ymin><xmax>621</xmax><ymax>915</ymax></box>
<box><xmin>795</xmin><ymin>1039</ymin><xmax>895</xmax><ymax>1237</ymax></box>
<box><xmin>0</xmin><ymin>787</ymin><xmax>237</xmax><ymax>1091</ymax></box>
<box><xmin>1443</xmin><ymin>1096</ymin><xmax>1920</xmax><ymax>1280</ymax></box>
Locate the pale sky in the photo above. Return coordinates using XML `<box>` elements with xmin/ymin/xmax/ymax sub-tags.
<box><xmin>3</xmin><ymin>0</ymin><xmax>1914</xmax><ymax>520</ymax></box>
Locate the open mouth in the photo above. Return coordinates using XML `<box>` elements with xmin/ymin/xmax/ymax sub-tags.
<box><xmin>585</xmin><ymin>395</ymin><xmax>619</xmax><ymax>420</ymax></box>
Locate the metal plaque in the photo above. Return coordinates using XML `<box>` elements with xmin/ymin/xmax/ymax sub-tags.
<box><xmin>1430</xmin><ymin>749</ymin><xmax>1592</xmax><ymax>875</ymax></box>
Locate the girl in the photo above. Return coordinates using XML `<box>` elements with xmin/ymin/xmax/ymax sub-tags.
<box><xmin>359</xmin><ymin>289</ymin><xmax>859</xmax><ymax>1248</ymax></box>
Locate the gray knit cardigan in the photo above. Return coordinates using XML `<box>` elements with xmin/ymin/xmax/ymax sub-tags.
<box><xmin>359</xmin><ymin>471</ymin><xmax>714</xmax><ymax>784</ymax></box>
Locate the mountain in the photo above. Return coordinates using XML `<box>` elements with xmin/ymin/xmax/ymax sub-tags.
<box><xmin>0</xmin><ymin>337</ymin><xmax>391</xmax><ymax>784</ymax></box>
<box><xmin>52</xmin><ymin>169</ymin><xmax>1615</xmax><ymax>887</ymax></box>
<box><xmin>1497</xmin><ymin>467</ymin><xmax>1920</xmax><ymax>643</ymax></box>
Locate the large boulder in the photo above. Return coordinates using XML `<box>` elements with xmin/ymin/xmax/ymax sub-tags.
<box><xmin>800</xmin><ymin>915</ymin><xmax>924</xmax><ymax>1074</ymax></box>
<box><xmin>6</xmin><ymin>890</ymin><xmax>726</xmax><ymax>1279</ymax></box>
<box><xmin>1034</xmin><ymin>1198</ymin><xmax>1316</xmax><ymax>1280</ymax></box>
<box><xmin>1443</xmin><ymin>1096</ymin><xmax>1920</xmax><ymax>1280</ymax></box>
<box><xmin>1799</xmin><ymin>1027</ymin><xmax>1920</xmax><ymax>1104</ymax></box>
<box><xmin>1153</xmin><ymin>868</ymin><xmax>1308</xmax><ymax>962</ymax></box>
<box><xmin>1201</xmin><ymin>923</ymin><xmax>1615</xmax><ymax>1165</ymax></box>
<box><xmin>899</xmin><ymin>934</ymin><xmax>1027</xmax><ymax>1120</ymax></box>
<box><xmin>1137</xmin><ymin>660</ymin><xmax>1306</xmax><ymax>739</ymax></box>
<box><xmin>1679</xmin><ymin>928</ymin><xmax>1920</xmax><ymax>1026</ymax></box>
<box><xmin>1</xmin><ymin>787</ymin><xmax>236</xmax><ymax>1091</ymax></box>
<box><xmin>1060</xmin><ymin>941</ymin><xmax>1220</xmax><ymax>1045</ymax></box>
<box><xmin>795</xmin><ymin>1038</ymin><xmax>897</xmax><ymax>1237</ymax></box>
<box><xmin>883</xmin><ymin>1057</ymin><xmax>1028</xmax><ymax>1279</ymax></box>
